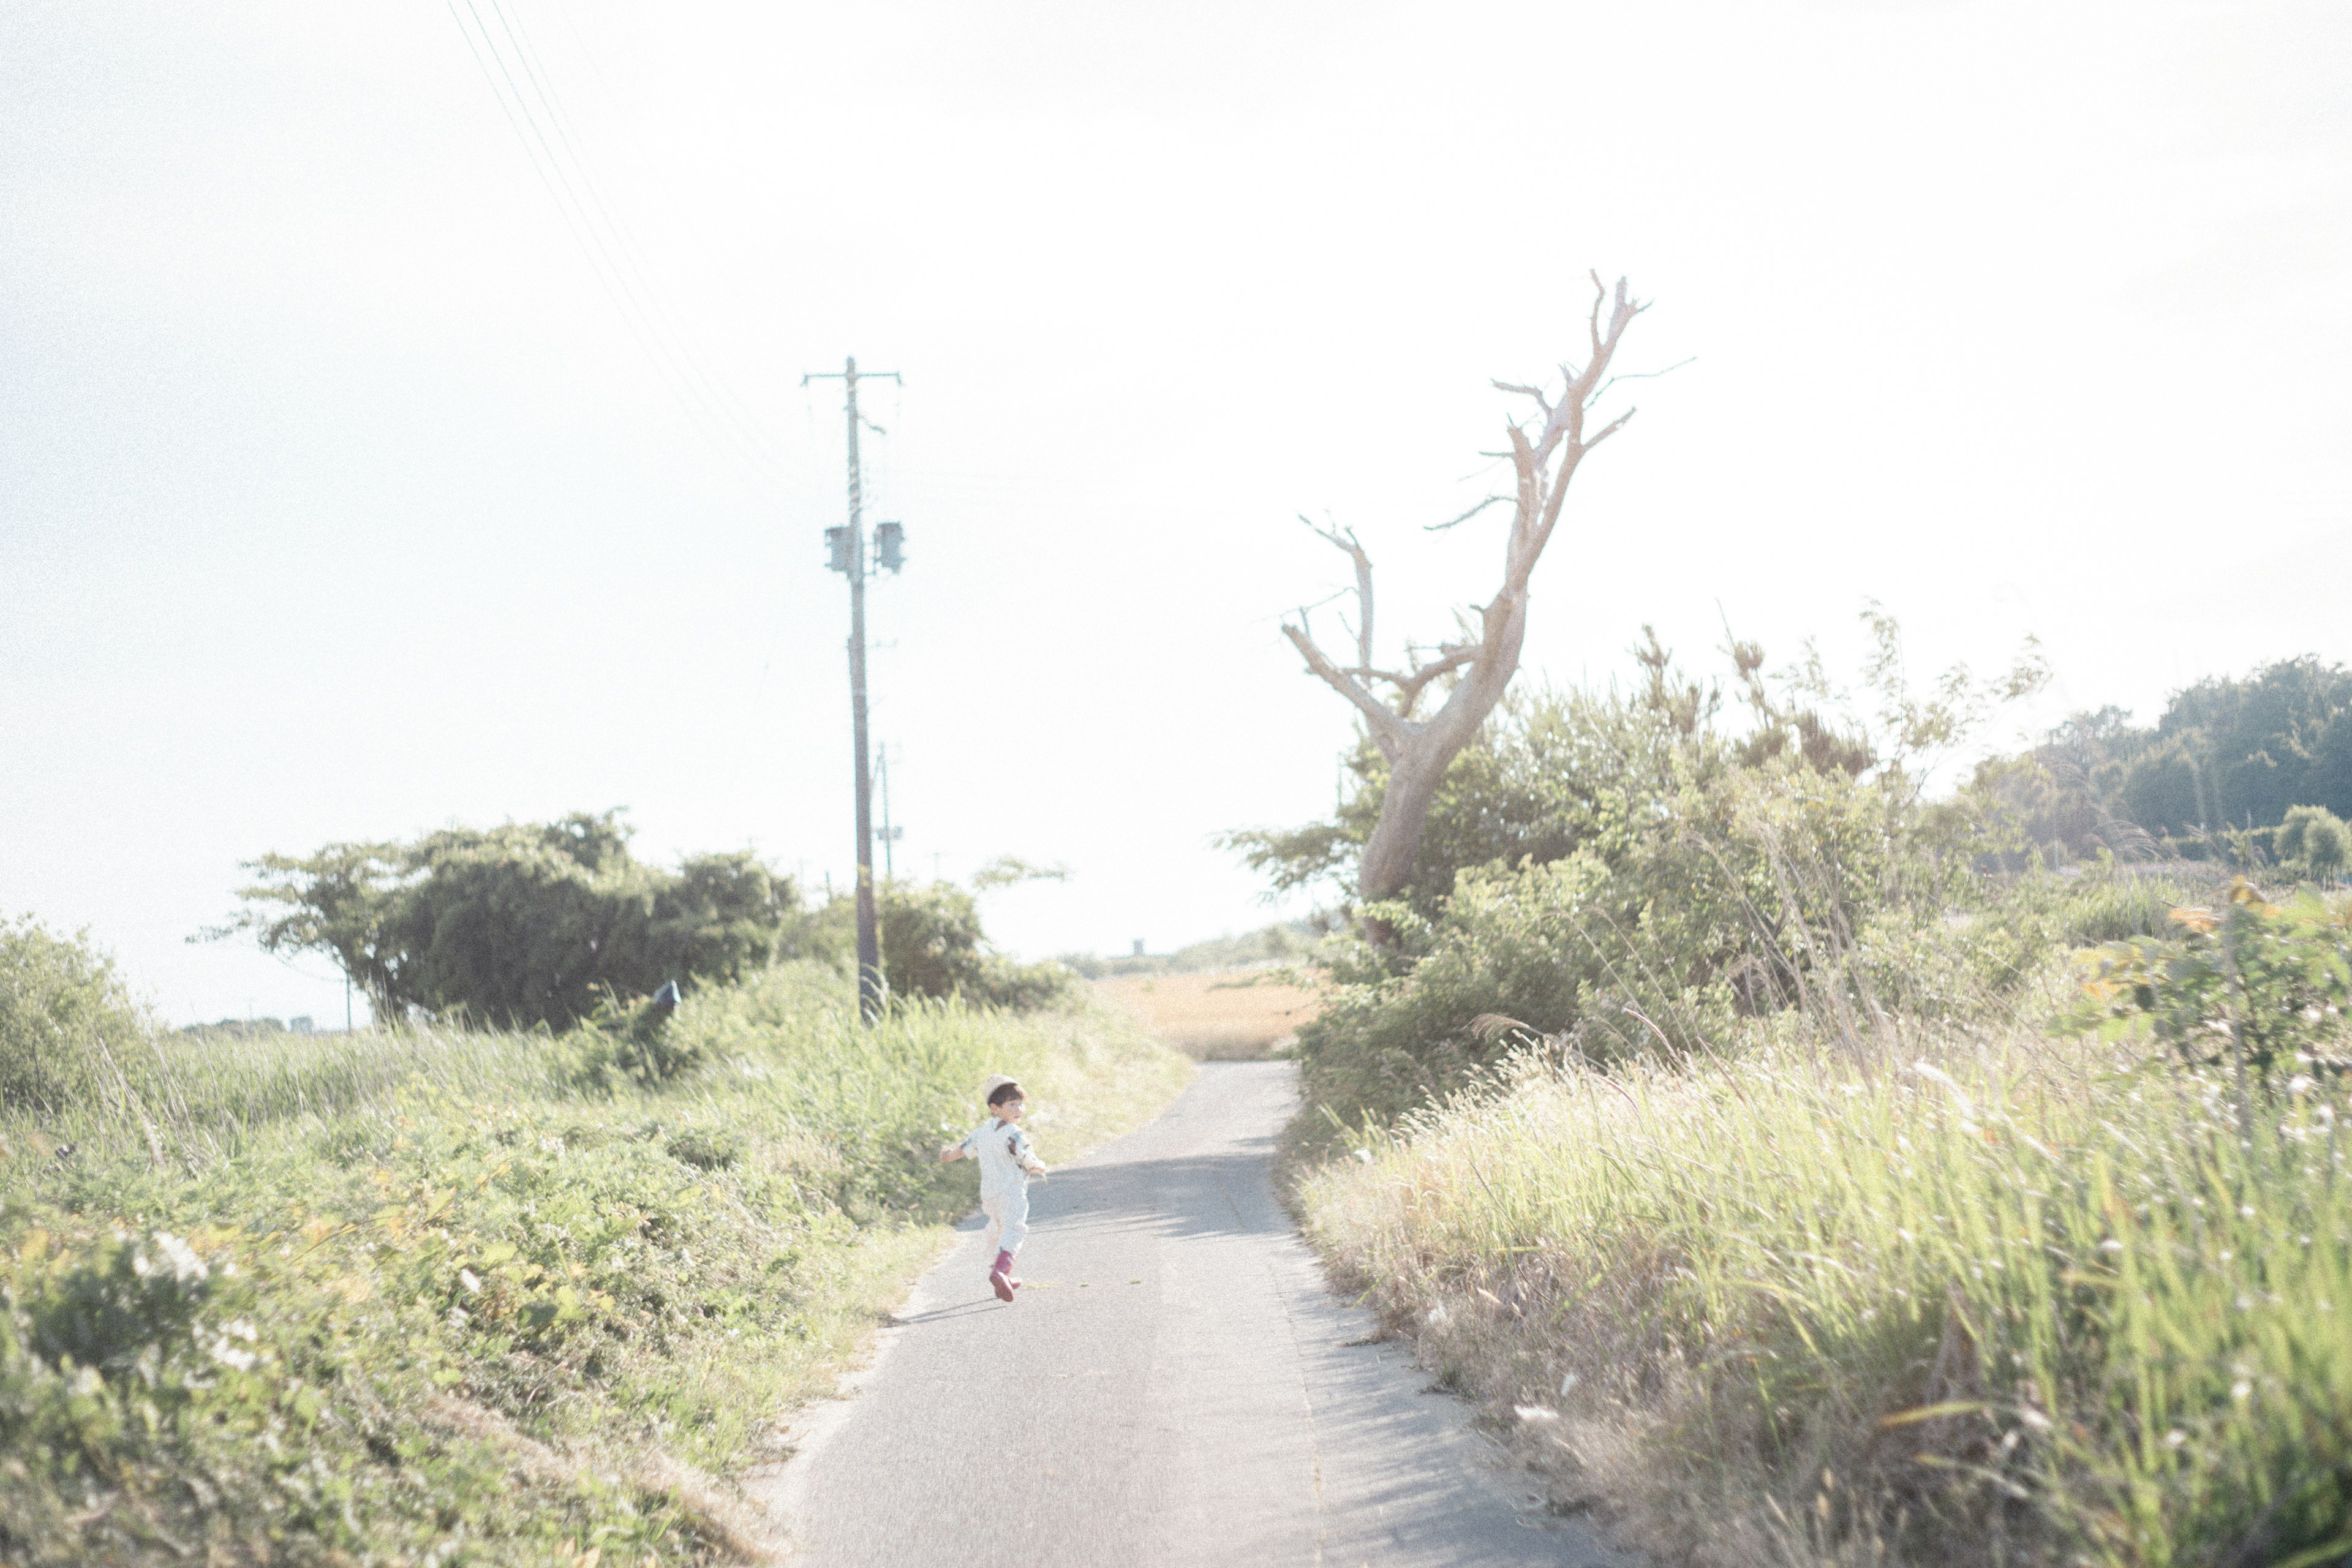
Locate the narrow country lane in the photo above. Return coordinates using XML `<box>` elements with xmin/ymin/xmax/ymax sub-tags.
<box><xmin>750</xmin><ymin>1062</ymin><xmax>1626</xmax><ymax>1567</ymax></box>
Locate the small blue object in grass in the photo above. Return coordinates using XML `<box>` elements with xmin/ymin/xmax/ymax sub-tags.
<box><xmin>652</xmin><ymin>980</ymin><xmax>682</xmax><ymax>1014</ymax></box>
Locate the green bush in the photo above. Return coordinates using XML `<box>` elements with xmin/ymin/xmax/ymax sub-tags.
<box><xmin>2062</xmin><ymin>880</ymin><xmax>2352</xmax><ymax>1075</ymax></box>
<box><xmin>559</xmin><ymin>989</ymin><xmax>706</xmax><ymax>1091</ymax></box>
<box><xmin>0</xmin><ymin>918</ymin><xmax>148</xmax><ymax>1116</ymax></box>
<box><xmin>221</xmin><ymin>813</ymin><xmax>824</xmax><ymax>1030</ymax></box>
<box><xmin>1291</xmin><ymin>754</ymin><xmax>1985</xmax><ymax>1125</ymax></box>
<box><xmin>0</xmin><ymin>959</ymin><xmax>1189</xmax><ymax>1565</ymax></box>
<box><xmin>2277</xmin><ymin>804</ymin><xmax>2352</xmax><ymax>880</ymax></box>
<box><xmin>878</xmin><ymin>881</ymin><xmax>1071</xmax><ymax>1011</ymax></box>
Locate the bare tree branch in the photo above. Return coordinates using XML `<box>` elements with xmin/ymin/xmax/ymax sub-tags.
<box><xmin>1274</xmin><ymin>272</ymin><xmax>1653</xmax><ymax>941</ymax></box>
<box><xmin>1373</xmin><ymin>643</ymin><xmax>1479</xmax><ymax>717</ymax></box>
<box><xmin>1425</xmin><ymin>494</ymin><xmax>1511</xmax><ymax>533</ymax></box>
<box><xmin>1283</xmin><ymin>619</ymin><xmax>1411</xmax><ymax>758</ymax></box>
<box><xmin>1298</xmin><ymin>514</ymin><xmax>1374</xmax><ymax>673</ymax></box>
<box><xmin>1596</xmin><ymin>355</ymin><xmax>1695</xmax><ymax>400</ymax></box>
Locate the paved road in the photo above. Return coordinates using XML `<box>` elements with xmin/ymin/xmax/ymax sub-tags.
<box><xmin>753</xmin><ymin>1061</ymin><xmax>1624</xmax><ymax>1567</ymax></box>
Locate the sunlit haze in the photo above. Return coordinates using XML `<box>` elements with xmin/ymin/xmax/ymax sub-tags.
<box><xmin>5</xmin><ymin>0</ymin><xmax>2348</xmax><ymax>1024</ymax></box>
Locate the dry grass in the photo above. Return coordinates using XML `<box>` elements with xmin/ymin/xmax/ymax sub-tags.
<box><xmin>1094</xmin><ymin>968</ymin><xmax>1321</xmax><ymax>1060</ymax></box>
<box><xmin>1299</xmin><ymin>1020</ymin><xmax>2352</xmax><ymax>1568</ymax></box>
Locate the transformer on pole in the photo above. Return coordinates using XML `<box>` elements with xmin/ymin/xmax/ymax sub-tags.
<box><xmin>801</xmin><ymin>356</ymin><xmax>904</xmax><ymax>1023</ymax></box>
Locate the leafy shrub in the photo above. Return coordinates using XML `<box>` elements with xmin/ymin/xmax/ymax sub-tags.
<box><xmin>662</xmin><ymin>1126</ymin><xmax>744</xmax><ymax>1170</ymax></box>
<box><xmin>560</xmin><ymin>989</ymin><xmax>705</xmax><ymax>1090</ymax></box>
<box><xmin>879</xmin><ymin>881</ymin><xmax>1070</xmax><ymax>1010</ymax></box>
<box><xmin>2047</xmin><ymin>870</ymin><xmax>2182</xmax><ymax>945</ymax></box>
<box><xmin>1291</xmin><ymin>756</ymin><xmax>1983</xmax><ymax>1124</ymax></box>
<box><xmin>0</xmin><ymin>960</ymin><xmax>1188</xmax><ymax>1565</ymax></box>
<box><xmin>220</xmin><ymin>812</ymin><xmax>824</xmax><ymax>1030</ymax></box>
<box><xmin>0</xmin><ymin>918</ymin><xmax>148</xmax><ymax>1115</ymax></box>
<box><xmin>2062</xmin><ymin>879</ymin><xmax>2352</xmax><ymax>1075</ymax></box>
<box><xmin>2277</xmin><ymin>804</ymin><xmax>2352</xmax><ymax>879</ymax></box>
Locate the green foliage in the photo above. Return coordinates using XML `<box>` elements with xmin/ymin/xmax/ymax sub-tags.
<box><xmin>2124</xmin><ymin>656</ymin><xmax>2352</xmax><ymax>837</ymax></box>
<box><xmin>1268</xmin><ymin>616</ymin><xmax>2048</xmax><ymax>1126</ymax></box>
<box><xmin>1225</xmin><ymin>679</ymin><xmax>1715</xmax><ymax>924</ymax></box>
<box><xmin>1234</xmin><ymin>609</ymin><xmax>2041</xmax><ymax>929</ymax></box>
<box><xmin>2062</xmin><ymin>880</ymin><xmax>2352</xmax><ymax>1076</ymax></box>
<box><xmin>2276</xmin><ymin>804</ymin><xmax>2352</xmax><ymax>879</ymax></box>
<box><xmin>1292</xmin><ymin>753</ymin><xmax>2001</xmax><ymax>1123</ymax></box>
<box><xmin>0</xmin><ymin>962</ymin><xmax>1188</xmax><ymax>1565</ymax></box>
<box><xmin>1980</xmin><ymin>658</ymin><xmax>2352</xmax><ymax>859</ymax></box>
<box><xmin>1303</xmin><ymin>1031</ymin><xmax>2352</xmax><ymax>1568</ymax></box>
<box><xmin>877</xmin><ymin>881</ymin><xmax>1071</xmax><ymax>1011</ymax></box>
<box><xmin>221</xmin><ymin>812</ymin><xmax>820</xmax><ymax>1030</ymax></box>
<box><xmin>0</xmin><ymin>918</ymin><xmax>148</xmax><ymax>1117</ymax></box>
<box><xmin>560</xmin><ymin>989</ymin><xmax>705</xmax><ymax>1091</ymax></box>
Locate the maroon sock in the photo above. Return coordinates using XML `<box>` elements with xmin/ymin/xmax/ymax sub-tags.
<box><xmin>992</xmin><ymin>1250</ymin><xmax>1014</xmax><ymax>1275</ymax></box>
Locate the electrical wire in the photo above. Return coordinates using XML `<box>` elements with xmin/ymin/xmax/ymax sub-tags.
<box><xmin>482</xmin><ymin>0</ymin><xmax>787</xmax><ymax>472</ymax></box>
<box><xmin>441</xmin><ymin>0</ymin><xmax>787</xmax><ymax>502</ymax></box>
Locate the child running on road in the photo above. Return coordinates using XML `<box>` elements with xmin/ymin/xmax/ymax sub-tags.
<box><xmin>939</xmin><ymin>1075</ymin><xmax>1049</xmax><ymax>1303</ymax></box>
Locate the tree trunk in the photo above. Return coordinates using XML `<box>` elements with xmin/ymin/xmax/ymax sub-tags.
<box><xmin>1281</xmin><ymin>275</ymin><xmax>1646</xmax><ymax>946</ymax></box>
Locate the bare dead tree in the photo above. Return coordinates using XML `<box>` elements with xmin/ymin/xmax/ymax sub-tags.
<box><xmin>1283</xmin><ymin>274</ymin><xmax>1648</xmax><ymax>940</ymax></box>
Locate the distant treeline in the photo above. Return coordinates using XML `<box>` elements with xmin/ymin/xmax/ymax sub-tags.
<box><xmin>1057</xmin><ymin>919</ymin><xmax>1333</xmax><ymax>980</ymax></box>
<box><xmin>1984</xmin><ymin>655</ymin><xmax>2352</xmax><ymax>861</ymax></box>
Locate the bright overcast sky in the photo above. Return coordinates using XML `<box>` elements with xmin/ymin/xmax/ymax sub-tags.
<box><xmin>5</xmin><ymin>0</ymin><xmax>2348</xmax><ymax>1025</ymax></box>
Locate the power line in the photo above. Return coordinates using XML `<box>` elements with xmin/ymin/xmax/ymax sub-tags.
<box><xmin>440</xmin><ymin>0</ymin><xmax>786</xmax><ymax>500</ymax></box>
<box><xmin>480</xmin><ymin>0</ymin><xmax>786</xmax><ymax>471</ymax></box>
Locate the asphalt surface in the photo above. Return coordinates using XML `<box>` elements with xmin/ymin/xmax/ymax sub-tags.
<box><xmin>752</xmin><ymin>1061</ymin><xmax>1624</xmax><ymax>1567</ymax></box>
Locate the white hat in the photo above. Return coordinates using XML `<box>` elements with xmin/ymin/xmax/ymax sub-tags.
<box><xmin>980</xmin><ymin>1074</ymin><xmax>1020</xmax><ymax>1101</ymax></box>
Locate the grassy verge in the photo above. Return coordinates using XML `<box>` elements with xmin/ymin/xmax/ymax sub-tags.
<box><xmin>1298</xmin><ymin>1016</ymin><xmax>2352</xmax><ymax>1566</ymax></box>
<box><xmin>0</xmin><ymin>964</ymin><xmax>1191</xmax><ymax>1566</ymax></box>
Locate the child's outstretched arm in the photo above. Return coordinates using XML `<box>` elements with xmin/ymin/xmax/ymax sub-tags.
<box><xmin>938</xmin><ymin>1143</ymin><xmax>965</xmax><ymax>1163</ymax></box>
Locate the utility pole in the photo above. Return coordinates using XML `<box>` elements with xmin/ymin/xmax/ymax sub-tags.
<box><xmin>803</xmin><ymin>356</ymin><xmax>903</xmax><ymax>1023</ymax></box>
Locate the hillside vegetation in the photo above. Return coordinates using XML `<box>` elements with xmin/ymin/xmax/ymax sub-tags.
<box><xmin>0</xmin><ymin>939</ymin><xmax>1188</xmax><ymax>1566</ymax></box>
<box><xmin>1265</xmin><ymin>629</ymin><xmax>2352</xmax><ymax>1566</ymax></box>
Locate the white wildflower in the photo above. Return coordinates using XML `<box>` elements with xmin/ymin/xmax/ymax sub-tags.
<box><xmin>458</xmin><ymin>1268</ymin><xmax>483</xmax><ymax>1294</ymax></box>
<box><xmin>208</xmin><ymin>1332</ymin><xmax>257</xmax><ymax>1372</ymax></box>
<box><xmin>143</xmin><ymin>1232</ymin><xmax>208</xmax><ymax>1286</ymax></box>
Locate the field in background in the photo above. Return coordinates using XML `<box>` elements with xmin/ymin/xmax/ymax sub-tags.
<box><xmin>1095</xmin><ymin>968</ymin><xmax>1321</xmax><ymax>1059</ymax></box>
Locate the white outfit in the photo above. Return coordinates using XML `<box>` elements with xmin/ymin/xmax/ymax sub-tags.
<box><xmin>959</xmin><ymin>1117</ymin><xmax>1039</xmax><ymax>1257</ymax></box>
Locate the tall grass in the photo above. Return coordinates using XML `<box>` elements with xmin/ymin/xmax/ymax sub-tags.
<box><xmin>1</xmin><ymin>963</ymin><xmax>1191</xmax><ymax>1566</ymax></box>
<box><xmin>1303</xmin><ymin>1020</ymin><xmax>2352</xmax><ymax>1566</ymax></box>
